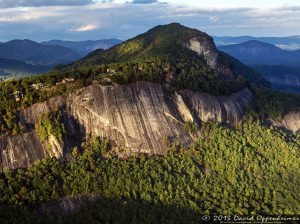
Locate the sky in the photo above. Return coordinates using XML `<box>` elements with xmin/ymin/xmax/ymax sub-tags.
<box><xmin>0</xmin><ymin>0</ymin><xmax>300</xmax><ymax>41</ymax></box>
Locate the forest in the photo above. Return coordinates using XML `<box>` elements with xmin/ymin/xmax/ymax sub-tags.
<box><xmin>0</xmin><ymin>118</ymin><xmax>299</xmax><ymax>223</ymax></box>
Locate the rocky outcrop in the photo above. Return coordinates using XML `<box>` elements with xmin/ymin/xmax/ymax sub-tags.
<box><xmin>0</xmin><ymin>131</ymin><xmax>70</xmax><ymax>171</ymax></box>
<box><xmin>180</xmin><ymin>88</ymin><xmax>253</xmax><ymax>124</ymax></box>
<box><xmin>271</xmin><ymin>111</ymin><xmax>300</xmax><ymax>133</ymax></box>
<box><xmin>66</xmin><ymin>82</ymin><xmax>252</xmax><ymax>154</ymax></box>
<box><xmin>186</xmin><ymin>37</ymin><xmax>234</xmax><ymax>79</ymax></box>
<box><xmin>0</xmin><ymin>132</ymin><xmax>50</xmax><ymax>172</ymax></box>
<box><xmin>1</xmin><ymin>82</ymin><xmax>253</xmax><ymax>170</ymax></box>
<box><xmin>1</xmin><ymin>98</ymin><xmax>69</xmax><ymax>171</ymax></box>
<box><xmin>66</xmin><ymin>82</ymin><xmax>192</xmax><ymax>155</ymax></box>
<box><xmin>19</xmin><ymin>96</ymin><xmax>65</xmax><ymax>128</ymax></box>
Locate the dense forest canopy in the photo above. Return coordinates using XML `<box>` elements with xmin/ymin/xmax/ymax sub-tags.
<box><xmin>0</xmin><ymin>118</ymin><xmax>299</xmax><ymax>223</ymax></box>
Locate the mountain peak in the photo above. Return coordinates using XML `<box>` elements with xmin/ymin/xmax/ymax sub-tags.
<box><xmin>218</xmin><ymin>40</ymin><xmax>283</xmax><ymax>57</ymax></box>
<box><xmin>239</xmin><ymin>40</ymin><xmax>280</xmax><ymax>48</ymax></box>
<box><xmin>65</xmin><ymin>24</ymin><xmax>269</xmax><ymax>92</ymax></box>
<box><xmin>7</xmin><ymin>39</ymin><xmax>39</xmax><ymax>46</ymax></box>
<box><xmin>73</xmin><ymin>23</ymin><xmax>233</xmax><ymax>77</ymax></box>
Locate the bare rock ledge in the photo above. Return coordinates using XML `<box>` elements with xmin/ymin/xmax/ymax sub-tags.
<box><xmin>1</xmin><ymin>82</ymin><xmax>253</xmax><ymax>171</ymax></box>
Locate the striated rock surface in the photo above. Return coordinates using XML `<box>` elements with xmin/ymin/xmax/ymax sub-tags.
<box><xmin>180</xmin><ymin>88</ymin><xmax>253</xmax><ymax>124</ymax></box>
<box><xmin>66</xmin><ymin>82</ymin><xmax>192</xmax><ymax>155</ymax></box>
<box><xmin>1</xmin><ymin>81</ymin><xmax>254</xmax><ymax>170</ymax></box>
<box><xmin>0</xmin><ymin>132</ymin><xmax>50</xmax><ymax>172</ymax></box>
<box><xmin>66</xmin><ymin>82</ymin><xmax>252</xmax><ymax>154</ymax></box>
<box><xmin>186</xmin><ymin>37</ymin><xmax>234</xmax><ymax>79</ymax></box>
<box><xmin>0</xmin><ymin>131</ymin><xmax>70</xmax><ymax>171</ymax></box>
<box><xmin>271</xmin><ymin>111</ymin><xmax>300</xmax><ymax>133</ymax></box>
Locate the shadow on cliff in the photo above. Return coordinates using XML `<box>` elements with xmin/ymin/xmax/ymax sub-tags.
<box><xmin>1</xmin><ymin>196</ymin><xmax>203</xmax><ymax>224</ymax></box>
<box><xmin>61</xmin><ymin>110</ymin><xmax>87</xmax><ymax>154</ymax></box>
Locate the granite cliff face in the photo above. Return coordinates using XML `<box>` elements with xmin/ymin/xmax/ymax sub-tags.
<box><xmin>1</xmin><ymin>82</ymin><xmax>253</xmax><ymax>170</ymax></box>
<box><xmin>0</xmin><ymin>132</ymin><xmax>48</xmax><ymax>172</ymax></box>
<box><xmin>271</xmin><ymin>111</ymin><xmax>300</xmax><ymax>133</ymax></box>
<box><xmin>3</xmin><ymin>81</ymin><xmax>299</xmax><ymax>172</ymax></box>
<box><xmin>0</xmin><ymin>131</ymin><xmax>66</xmax><ymax>172</ymax></box>
<box><xmin>186</xmin><ymin>37</ymin><xmax>234</xmax><ymax>79</ymax></box>
<box><xmin>180</xmin><ymin>88</ymin><xmax>252</xmax><ymax>124</ymax></box>
<box><xmin>66</xmin><ymin>82</ymin><xmax>253</xmax><ymax>154</ymax></box>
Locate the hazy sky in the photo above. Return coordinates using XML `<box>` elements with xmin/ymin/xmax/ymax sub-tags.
<box><xmin>0</xmin><ymin>0</ymin><xmax>300</xmax><ymax>41</ymax></box>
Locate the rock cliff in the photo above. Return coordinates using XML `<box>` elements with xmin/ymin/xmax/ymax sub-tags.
<box><xmin>180</xmin><ymin>88</ymin><xmax>253</xmax><ymax>124</ymax></box>
<box><xmin>186</xmin><ymin>37</ymin><xmax>234</xmax><ymax>79</ymax></box>
<box><xmin>0</xmin><ymin>132</ymin><xmax>49</xmax><ymax>172</ymax></box>
<box><xmin>271</xmin><ymin>111</ymin><xmax>300</xmax><ymax>133</ymax></box>
<box><xmin>1</xmin><ymin>82</ymin><xmax>254</xmax><ymax>170</ymax></box>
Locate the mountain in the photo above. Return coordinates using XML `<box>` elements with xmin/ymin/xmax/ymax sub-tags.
<box><xmin>218</xmin><ymin>40</ymin><xmax>300</xmax><ymax>93</ymax></box>
<box><xmin>42</xmin><ymin>39</ymin><xmax>122</xmax><ymax>56</ymax></box>
<box><xmin>0</xmin><ymin>23</ymin><xmax>299</xmax><ymax>222</ymax></box>
<box><xmin>0</xmin><ymin>39</ymin><xmax>81</xmax><ymax>66</ymax></box>
<box><xmin>218</xmin><ymin>40</ymin><xmax>300</xmax><ymax>66</ymax></box>
<box><xmin>71</xmin><ymin>23</ymin><xmax>268</xmax><ymax>90</ymax></box>
<box><xmin>215</xmin><ymin>35</ymin><xmax>300</xmax><ymax>50</ymax></box>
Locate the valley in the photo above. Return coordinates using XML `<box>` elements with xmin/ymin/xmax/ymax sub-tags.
<box><xmin>219</xmin><ymin>40</ymin><xmax>300</xmax><ymax>93</ymax></box>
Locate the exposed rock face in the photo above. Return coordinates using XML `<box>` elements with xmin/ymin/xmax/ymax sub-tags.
<box><xmin>66</xmin><ymin>82</ymin><xmax>252</xmax><ymax>154</ymax></box>
<box><xmin>271</xmin><ymin>111</ymin><xmax>300</xmax><ymax>133</ymax></box>
<box><xmin>66</xmin><ymin>82</ymin><xmax>192</xmax><ymax>155</ymax></box>
<box><xmin>0</xmin><ymin>131</ymin><xmax>69</xmax><ymax>171</ymax></box>
<box><xmin>1</xmin><ymin>82</ymin><xmax>253</xmax><ymax>170</ymax></box>
<box><xmin>19</xmin><ymin>97</ymin><xmax>65</xmax><ymax>127</ymax></box>
<box><xmin>180</xmin><ymin>88</ymin><xmax>253</xmax><ymax>124</ymax></box>
<box><xmin>186</xmin><ymin>37</ymin><xmax>234</xmax><ymax>79</ymax></box>
<box><xmin>0</xmin><ymin>132</ymin><xmax>50</xmax><ymax>172</ymax></box>
<box><xmin>1</xmin><ymin>97</ymin><xmax>69</xmax><ymax>171</ymax></box>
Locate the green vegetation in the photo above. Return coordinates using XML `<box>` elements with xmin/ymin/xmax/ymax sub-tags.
<box><xmin>0</xmin><ymin>118</ymin><xmax>299</xmax><ymax>223</ymax></box>
<box><xmin>2</xmin><ymin>23</ymin><xmax>297</xmax><ymax>138</ymax></box>
<box><xmin>183</xmin><ymin>120</ymin><xmax>198</xmax><ymax>134</ymax></box>
<box><xmin>252</xmin><ymin>86</ymin><xmax>300</xmax><ymax>120</ymax></box>
<box><xmin>0</xmin><ymin>23</ymin><xmax>299</xmax><ymax>224</ymax></box>
<box><xmin>36</xmin><ymin>111</ymin><xmax>66</xmax><ymax>141</ymax></box>
<box><xmin>68</xmin><ymin>23</ymin><xmax>263</xmax><ymax>95</ymax></box>
<box><xmin>0</xmin><ymin>74</ymin><xmax>90</xmax><ymax>136</ymax></box>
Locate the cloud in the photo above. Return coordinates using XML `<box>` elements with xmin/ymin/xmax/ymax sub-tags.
<box><xmin>131</xmin><ymin>0</ymin><xmax>158</xmax><ymax>4</ymax></box>
<box><xmin>0</xmin><ymin>1</ymin><xmax>300</xmax><ymax>42</ymax></box>
<box><xmin>70</xmin><ymin>24</ymin><xmax>99</xmax><ymax>32</ymax></box>
<box><xmin>209</xmin><ymin>16</ymin><xmax>219</xmax><ymax>22</ymax></box>
<box><xmin>0</xmin><ymin>0</ymin><xmax>93</xmax><ymax>8</ymax></box>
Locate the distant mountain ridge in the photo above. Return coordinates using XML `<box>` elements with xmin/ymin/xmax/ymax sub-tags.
<box><xmin>0</xmin><ymin>39</ymin><xmax>81</xmax><ymax>66</ymax></box>
<box><xmin>42</xmin><ymin>39</ymin><xmax>123</xmax><ymax>56</ymax></box>
<box><xmin>218</xmin><ymin>40</ymin><xmax>300</xmax><ymax>66</ymax></box>
<box><xmin>253</xmin><ymin>65</ymin><xmax>300</xmax><ymax>94</ymax></box>
<box><xmin>214</xmin><ymin>35</ymin><xmax>300</xmax><ymax>50</ymax></box>
<box><xmin>218</xmin><ymin>40</ymin><xmax>300</xmax><ymax>93</ymax></box>
<box><xmin>0</xmin><ymin>39</ymin><xmax>122</xmax><ymax>79</ymax></box>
